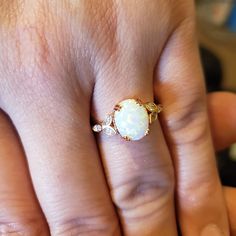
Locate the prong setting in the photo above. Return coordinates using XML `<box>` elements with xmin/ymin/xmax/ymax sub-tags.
<box><xmin>145</xmin><ymin>128</ymin><xmax>150</xmax><ymax>136</ymax></box>
<box><xmin>114</xmin><ymin>104</ymin><xmax>122</xmax><ymax>111</ymax></box>
<box><xmin>124</xmin><ymin>136</ymin><xmax>131</xmax><ymax>141</ymax></box>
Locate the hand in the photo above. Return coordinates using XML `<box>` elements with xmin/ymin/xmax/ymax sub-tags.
<box><xmin>0</xmin><ymin>1</ymin><xmax>229</xmax><ymax>235</ymax></box>
<box><xmin>208</xmin><ymin>92</ymin><xmax>236</xmax><ymax>236</ymax></box>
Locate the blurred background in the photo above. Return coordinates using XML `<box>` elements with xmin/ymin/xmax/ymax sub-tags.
<box><xmin>196</xmin><ymin>0</ymin><xmax>236</xmax><ymax>187</ymax></box>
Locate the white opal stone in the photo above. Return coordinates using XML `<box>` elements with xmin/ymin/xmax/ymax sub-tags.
<box><xmin>114</xmin><ymin>99</ymin><xmax>149</xmax><ymax>141</ymax></box>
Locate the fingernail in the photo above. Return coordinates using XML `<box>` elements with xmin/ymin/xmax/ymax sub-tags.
<box><xmin>201</xmin><ymin>224</ymin><xmax>224</xmax><ymax>236</ymax></box>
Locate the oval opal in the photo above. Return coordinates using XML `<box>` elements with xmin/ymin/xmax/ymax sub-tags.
<box><xmin>114</xmin><ymin>99</ymin><xmax>149</xmax><ymax>141</ymax></box>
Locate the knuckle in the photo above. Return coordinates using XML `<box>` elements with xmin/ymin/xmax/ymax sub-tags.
<box><xmin>0</xmin><ymin>6</ymin><xmax>56</xmax><ymax>93</ymax></box>
<box><xmin>0</xmin><ymin>2</ymin><xmax>61</xmax><ymax>71</ymax></box>
<box><xmin>80</xmin><ymin>1</ymin><xmax>119</xmax><ymax>66</ymax></box>
<box><xmin>112</xmin><ymin>167</ymin><xmax>174</xmax><ymax>221</ymax></box>
<box><xmin>11</xmin><ymin>26</ymin><xmax>50</xmax><ymax>77</ymax></box>
<box><xmin>50</xmin><ymin>215</ymin><xmax>119</xmax><ymax>236</ymax></box>
<box><xmin>84</xmin><ymin>1</ymin><xmax>117</xmax><ymax>40</ymax></box>
<box><xmin>167</xmin><ymin>92</ymin><xmax>209</xmax><ymax>145</ymax></box>
<box><xmin>178</xmin><ymin>177</ymin><xmax>220</xmax><ymax>210</ymax></box>
<box><xmin>0</xmin><ymin>218</ymin><xmax>48</xmax><ymax>236</ymax></box>
<box><xmin>0</xmin><ymin>0</ymin><xmax>23</xmax><ymax>27</ymax></box>
<box><xmin>0</xmin><ymin>20</ymin><xmax>68</xmax><ymax>109</ymax></box>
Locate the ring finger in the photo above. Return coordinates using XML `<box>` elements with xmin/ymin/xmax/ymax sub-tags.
<box><xmin>92</xmin><ymin>42</ymin><xmax>177</xmax><ymax>236</ymax></box>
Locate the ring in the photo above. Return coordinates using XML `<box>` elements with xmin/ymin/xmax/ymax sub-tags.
<box><xmin>92</xmin><ymin>98</ymin><xmax>163</xmax><ymax>141</ymax></box>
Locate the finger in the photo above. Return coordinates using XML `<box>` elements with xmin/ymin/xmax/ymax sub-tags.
<box><xmin>0</xmin><ymin>110</ymin><xmax>49</xmax><ymax>235</ymax></box>
<box><xmin>154</xmin><ymin>7</ymin><xmax>229</xmax><ymax>236</ymax></box>
<box><xmin>94</xmin><ymin>80</ymin><xmax>177</xmax><ymax>235</ymax></box>
<box><xmin>5</xmin><ymin>79</ymin><xmax>120</xmax><ymax>235</ymax></box>
<box><xmin>207</xmin><ymin>92</ymin><xmax>236</xmax><ymax>235</ymax></box>
<box><xmin>223</xmin><ymin>187</ymin><xmax>236</xmax><ymax>236</ymax></box>
<box><xmin>1</xmin><ymin>30</ymin><xmax>121</xmax><ymax>236</ymax></box>
<box><xmin>92</xmin><ymin>4</ymin><xmax>177</xmax><ymax>235</ymax></box>
<box><xmin>207</xmin><ymin>92</ymin><xmax>236</xmax><ymax>151</ymax></box>
<box><xmin>207</xmin><ymin>92</ymin><xmax>236</xmax><ymax>236</ymax></box>
<box><xmin>207</xmin><ymin>93</ymin><xmax>236</xmax><ymax>235</ymax></box>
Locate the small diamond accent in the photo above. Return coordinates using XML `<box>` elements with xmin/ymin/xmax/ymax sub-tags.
<box><xmin>93</xmin><ymin>124</ymin><xmax>102</xmax><ymax>132</ymax></box>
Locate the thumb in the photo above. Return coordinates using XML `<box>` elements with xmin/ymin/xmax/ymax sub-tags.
<box><xmin>224</xmin><ymin>187</ymin><xmax>236</xmax><ymax>236</ymax></box>
<box><xmin>208</xmin><ymin>91</ymin><xmax>236</xmax><ymax>235</ymax></box>
<box><xmin>207</xmin><ymin>92</ymin><xmax>236</xmax><ymax>151</ymax></box>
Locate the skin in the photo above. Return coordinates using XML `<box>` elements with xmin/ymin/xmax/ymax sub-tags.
<box><xmin>0</xmin><ymin>0</ymin><xmax>234</xmax><ymax>235</ymax></box>
<box><xmin>208</xmin><ymin>92</ymin><xmax>236</xmax><ymax>236</ymax></box>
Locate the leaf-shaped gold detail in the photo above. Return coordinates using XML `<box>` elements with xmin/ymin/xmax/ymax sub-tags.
<box><xmin>145</xmin><ymin>102</ymin><xmax>158</xmax><ymax>113</ymax></box>
<box><xmin>103</xmin><ymin>127</ymin><xmax>117</xmax><ymax>136</ymax></box>
<box><xmin>102</xmin><ymin>115</ymin><xmax>113</xmax><ymax>126</ymax></box>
